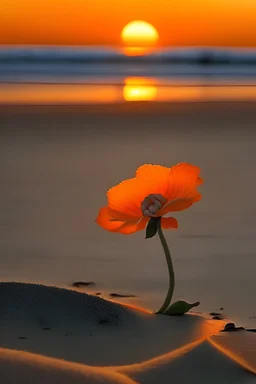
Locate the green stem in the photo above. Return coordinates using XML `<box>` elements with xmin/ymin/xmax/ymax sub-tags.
<box><xmin>155</xmin><ymin>219</ymin><xmax>175</xmax><ymax>314</ymax></box>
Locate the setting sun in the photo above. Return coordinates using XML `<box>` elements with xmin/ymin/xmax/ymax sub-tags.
<box><xmin>121</xmin><ymin>20</ymin><xmax>159</xmax><ymax>55</ymax></box>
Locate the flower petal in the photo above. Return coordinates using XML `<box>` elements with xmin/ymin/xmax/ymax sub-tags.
<box><xmin>136</xmin><ymin>164</ymin><xmax>170</xmax><ymax>180</ymax></box>
<box><xmin>161</xmin><ymin>217</ymin><xmax>179</xmax><ymax>229</ymax></box>
<box><xmin>96</xmin><ymin>206</ymin><xmax>124</xmax><ymax>231</ymax></box>
<box><xmin>103</xmin><ymin>162</ymin><xmax>202</xmax><ymax>226</ymax></box>
<box><xmin>107</xmin><ymin>177</ymin><xmax>167</xmax><ymax>218</ymax></box>
<box><xmin>96</xmin><ymin>206</ymin><xmax>149</xmax><ymax>235</ymax></box>
<box><xmin>196</xmin><ymin>176</ymin><xmax>204</xmax><ymax>186</ymax></box>
<box><xmin>115</xmin><ymin>216</ymin><xmax>149</xmax><ymax>234</ymax></box>
<box><xmin>166</xmin><ymin>163</ymin><xmax>202</xmax><ymax>201</ymax></box>
<box><xmin>136</xmin><ymin>164</ymin><xmax>170</xmax><ymax>196</ymax></box>
<box><xmin>108</xmin><ymin>207</ymin><xmax>138</xmax><ymax>222</ymax></box>
<box><xmin>160</xmin><ymin>193</ymin><xmax>202</xmax><ymax>215</ymax></box>
<box><xmin>136</xmin><ymin>162</ymin><xmax>203</xmax><ymax>203</ymax></box>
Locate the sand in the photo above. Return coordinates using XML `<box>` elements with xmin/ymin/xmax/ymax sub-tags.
<box><xmin>0</xmin><ymin>282</ymin><xmax>255</xmax><ymax>384</ymax></box>
<box><xmin>1</xmin><ymin>103</ymin><xmax>256</xmax><ymax>323</ymax></box>
<box><xmin>0</xmin><ymin>102</ymin><xmax>256</xmax><ymax>382</ymax></box>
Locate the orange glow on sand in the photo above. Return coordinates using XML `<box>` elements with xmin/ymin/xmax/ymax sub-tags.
<box><xmin>0</xmin><ymin>84</ymin><xmax>121</xmax><ymax>104</ymax></box>
<box><xmin>209</xmin><ymin>334</ymin><xmax>256</xmax><ymax>375</ymax></box>
<box><xmin>107</xmin><ymin>299</ymin><xmax>152</xmax><ymax>314</ymax></box>
<box><xmin>114</xmin><ymin>318</ymin><xmax>226</xmax><ymax>373</ymax></box>
<box><xmin>121</xmin><ymin>20</ymin><xmax>159</xmax><ymax>56</ymax></box>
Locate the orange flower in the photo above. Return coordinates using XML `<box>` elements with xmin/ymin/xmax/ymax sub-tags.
<box><xmin>96</xmin><ymin>162</ymin><xmax>203</xmax><ymax>234</ymax></box>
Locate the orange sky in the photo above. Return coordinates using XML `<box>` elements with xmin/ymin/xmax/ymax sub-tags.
<box><xmin>0</xmin><ymin>0</ymin><xmax>255</xmax><ymax>47</ymax></box>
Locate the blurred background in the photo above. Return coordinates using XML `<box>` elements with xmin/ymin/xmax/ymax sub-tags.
<box><xmin>0</xmin><ymin>0</ymin><xmax>256</xmax><ymax>102</ymax></box>
<box><xmin>0</xmin><ymin>1</ymin><xmax>256</xmax><ymax>327</ymax></box>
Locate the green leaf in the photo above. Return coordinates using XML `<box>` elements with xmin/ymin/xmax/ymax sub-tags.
<box><xmin>145</xmin><ymin>217</ymin><xmax>161</xmax><ymax>239</ymax></box>
<box><xmin>164</xmin><ymin>300</ymin><xmax>200</xmax><ymax>316</ymax></box>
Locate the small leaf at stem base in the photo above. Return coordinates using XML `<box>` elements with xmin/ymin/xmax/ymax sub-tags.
<box><xmin>164</xmin><ymin>300</ymin><xmax>200</xmax><ymax>316</ymax></box>
<box><xmin>145</xmin><ymin>217</ymin><xmax>161</xmax><ymax>239</ymax></box>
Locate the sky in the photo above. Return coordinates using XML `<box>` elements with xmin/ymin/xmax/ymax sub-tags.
<box><xmin>0</xmin><ymin>0</ymin><xmax>255</xmax><ymax>47</ymax></box>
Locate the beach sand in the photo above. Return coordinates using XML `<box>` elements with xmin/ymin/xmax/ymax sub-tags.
<box><xmin>0</xmin><ymin>102</ymin><xmax>256</xmax><ymax>382</ymax></box>
<box><xmin>0</xmin><ymin>282</ymin><xmax>255</xmax><ymax>383</ymax></box>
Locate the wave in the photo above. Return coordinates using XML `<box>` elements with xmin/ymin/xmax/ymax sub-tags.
<box><xmin>0</xmin><ymin>46</ymin><xmax>256</xmax><ymax>64</ymax></box>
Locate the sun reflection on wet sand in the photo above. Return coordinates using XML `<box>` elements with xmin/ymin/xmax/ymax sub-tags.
<box><xmin>0</xmin><ymin>81</ymin><xmax>256</xmax><ymax>104</ymax></box>
<box><xmin>123</xmin><ymin>77</ymin><xmax>157</xmax><ymax>101</ymax></box>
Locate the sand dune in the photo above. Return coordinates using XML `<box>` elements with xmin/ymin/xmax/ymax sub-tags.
<box><xmin>0</xmin><ymin>282</ymin><xmax>224</xmax><ymax>365</ymax></box>
<box><xmin>0</xmin><ymin>348</ymin><xmax>138</xmax><ymax>384</ymax></box>
<box><xmin>118</xmin><ymin>340</ymin><xmax>256</xmax><ymax>384</ymax></box>
<box><xmin>0</xmin><ymin>282</ymin><xmax>255</xmax><ymax>383</ymax></box>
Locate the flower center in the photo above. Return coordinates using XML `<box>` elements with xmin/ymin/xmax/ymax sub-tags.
<box><xmin>141</xmin><ymin>194</ymin><xmax>167</xmax><ymax>217</ymax></box>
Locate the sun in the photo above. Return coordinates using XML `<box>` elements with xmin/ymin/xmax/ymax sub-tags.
<box><xmin>121</xmin><ymin>20</ymin><xmax>159</xmax><ymax>55</ymax></box>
